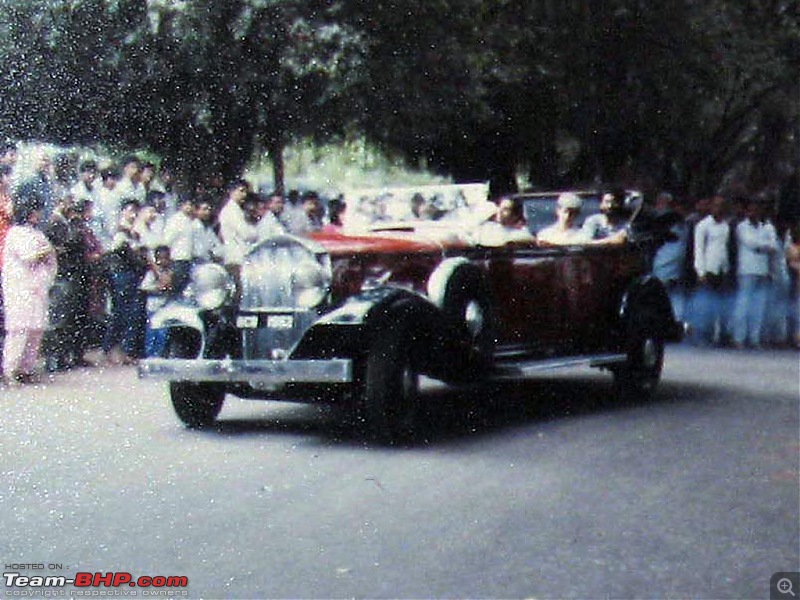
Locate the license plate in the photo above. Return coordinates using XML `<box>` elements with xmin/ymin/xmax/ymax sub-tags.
<box><xmin>267</xmin><ymin>314</ymin><xmax>294</xmax><ymax>330</ymax></box>
<box><xmin>236</xmin><ymin>315</ymin><xmax>258</xmax><ymax>329</ymax></box>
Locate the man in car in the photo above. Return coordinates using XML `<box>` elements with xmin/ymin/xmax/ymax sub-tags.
<box><xmin>476</xmin><ymin>196</ymin><xmax>534</xmax><ymax>244</ymax></box>
<box><xmin>582</xmin><ymin>188</ymin><xmax>630</xmax><ymax>240</ymax></box>
<box><xmin>539</xmin><ymin>192</ymin><xmax>627</xmax><ymax>246</ymax></box>
<box><xmin>537</xmin><ymin>192</ymin><xmax>591</xmax><ymax>245</ymax></box>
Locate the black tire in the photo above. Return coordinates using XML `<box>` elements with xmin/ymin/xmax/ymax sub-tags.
<box><xmin>613</xmin><ymin>332</ymin><xmax>664</xmax><ymax>401</ymax></box>
<box><xmin>360</xmin><ymin>325</ymin><xmax>420</xmax><ymax>444</ymax></box>
<box><xmin>441</xmin><ymin>268</ymin><xmax>494</xmax><ymax>368</ymax></box>
<box><xmin>170</xmin><ymin>382</ymin><xmax>225</xmax><ymax>428</ymax></box>
<box><xmin>164</xmin><ymin>332</ymin><xmax>224</xmax><ymax>428</ymax></box>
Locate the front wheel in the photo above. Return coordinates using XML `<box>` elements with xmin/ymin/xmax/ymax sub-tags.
<box><xmin>170</xmin><ymin>382</ymin><xmax>225</xmax><ymax>428</ymax></box>
<box><xmin>360</xmin><ymin>326</ymin><xmax>420</xmax><ymax>444</ymax></box>
<box><xmin>613</xmin><ymin>333</ymin><xmax>664</xmax><ymax>401</ymax></box>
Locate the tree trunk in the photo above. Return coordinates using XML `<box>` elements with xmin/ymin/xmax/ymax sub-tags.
<box><xmin>269</xmin><ymin>140</ymin><xmax>285</xmax><ymax>195</ymax></box>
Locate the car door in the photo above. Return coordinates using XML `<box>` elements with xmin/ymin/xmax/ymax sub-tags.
<box><xmin>486</xmin><ymin>241</ymin><xmax>565</xmax><ymax>357</ymax></box>
<box><xmin>558</xmin><ymin>242</ymin><xmax>644</xmax><ymax>353</ymax></box>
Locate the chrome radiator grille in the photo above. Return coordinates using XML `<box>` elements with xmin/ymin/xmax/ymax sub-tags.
<box><xmin>238</xmin><ymin>236</ymin><xmax>331</xmax><ymax>360</ymax></box>
<box><xmin>240</xmin><ymin>236</ymin><xmax>331</xmax><ymax>311</ymax></box>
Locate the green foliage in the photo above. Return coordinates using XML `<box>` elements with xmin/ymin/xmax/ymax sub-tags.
<box><xmin>0</xmin><ymin>0</ymin><xmax>795</xmax><ymax>197</ymax></box>
<box><xmin>0</xmin><ymin>0</ymin><xmax>364</xmax><ymax>185</ymax></box>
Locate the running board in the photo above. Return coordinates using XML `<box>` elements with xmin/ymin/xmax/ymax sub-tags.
<box><xmin>488</xmin><ymin>353</ymin><xmax>628</xmax><ymax>380</ymax></box>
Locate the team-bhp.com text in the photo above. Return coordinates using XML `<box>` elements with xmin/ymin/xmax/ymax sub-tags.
<box><xmin>3</xmin><ymin>573</ymin><xmax>188</xmax><ymax>597</ymax></box>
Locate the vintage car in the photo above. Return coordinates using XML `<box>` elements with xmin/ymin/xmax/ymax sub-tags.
<box><xmin>138</xmin><ymin>184</ymin><xmax>684</xmax><ymax>441</ymax></box>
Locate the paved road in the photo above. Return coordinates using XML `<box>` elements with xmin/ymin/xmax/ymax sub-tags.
<box><xmin>2</xmin><ymin>346</ymin><xmax>798</xmax><ymax>599</ymax></box>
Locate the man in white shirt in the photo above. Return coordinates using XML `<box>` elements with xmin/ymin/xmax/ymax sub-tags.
<box><xmin>133</xmin><ymin>199</ymin><xmax>164</xmax><ymax>257</ymax></box>
<box><xmin>95</xmin><ymin>167</ymin><xmax>120</xmax><ymax>249</ymax></box>
<box><xmin>732</xmin><ymin>200</ymin><xmax>777</xmax><ymax>348</ymax></box>
<box><xmin>162</xmin><ymin>196</ymin><xmax>196</xmax><ymax>294</ymax></box>
<box><xmin>70</xmin><ymin>160</ymin><xmax>98</xmax><ymax>203</ymax></box>
<box><xmin>692</xmin><ymin>195</ymin><xmax>731</xmax><ymax>345</ymax></box>
<box><xmin>218</xmin><ymin>179</ymin><xmax>257</xmax><ymax>296</ymax></box>
<box><xmin>114</xmin><ymin>155</ymin><xmax>146</xmax><ymax>203</ymax></box>
<box><xmin>537</xmin><ymin>193</ymin><xmax>592</xmax><ymax>245</ymax></box>
<box><xmin>476</xmin><ymin>196</ymin><xmax>534</xmax><ymax>245</ymax></box>
<box><xmin>256</xmin><ymin>192</ymin><xmax>289</xmax><ymax>241</ymax></box>
<box><xmin>192</xmin><ymin>197</ymin><xmax>224</xmax><ymax>263</ymax></box>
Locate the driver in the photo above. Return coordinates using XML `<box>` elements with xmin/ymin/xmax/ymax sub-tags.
<box><xmin>473</xmin><ymin>196</ymin><xmax>533</xmax><ymax>245</ymax></box>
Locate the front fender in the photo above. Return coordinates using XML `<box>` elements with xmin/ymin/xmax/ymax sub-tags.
<box><xmin>291</xmin><ymin>286</ymin><xmax>475</xmax><ymax>381</ymax></box>
<box><xmin>150</xmin><ymin>301</ymin><xmax>204</xmax><ymax>333</ymax></box>
<box><xmin>291</xmin><ymin>287</ymin><xmax>431</xmax><ymax>360</ymax></box>
<box><xmin>150</xmin><ymin>302</ymin><xmax>241</xmax><ymax>359</ymax></box>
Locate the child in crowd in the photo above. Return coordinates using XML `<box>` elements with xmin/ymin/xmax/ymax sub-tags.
<box><xmin>140</xmin><ymin>245</ymin><xmax>174</xmax><ymax>357</ymax></box>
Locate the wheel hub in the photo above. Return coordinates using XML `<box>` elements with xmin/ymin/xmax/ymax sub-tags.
<box><xmin>401</xmin><ymin>365</ymin><xmax>419</xmax><ymax>400</ymax></box>
<box><xmin>464</xmin><ymin>300</ymin><xmax>485</xmax><ymax>338</ymax></box>
<box><xmin>642</xmin><ymin>338</ymin><xmax>658</xmax><ymax>369</ymax></box>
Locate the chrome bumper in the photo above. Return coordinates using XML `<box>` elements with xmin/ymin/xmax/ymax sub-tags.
<box><xmin>138</xmin><ymin>358</ymin><xmax>353</xmax><ymax>384</ymax></box>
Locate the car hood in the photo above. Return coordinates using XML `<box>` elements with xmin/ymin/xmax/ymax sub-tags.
<box><xmin>308</xmin><ymin>231</ymin><xmax>447</xmax><ymax>257</ymax></box>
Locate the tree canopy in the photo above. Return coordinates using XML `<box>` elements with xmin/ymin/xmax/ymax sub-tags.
<box><xmin>0</xmin><ymin>0</ymin><xmax>796</xmax><ymax>201</ymax></box>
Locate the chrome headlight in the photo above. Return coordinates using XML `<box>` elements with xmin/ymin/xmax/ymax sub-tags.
<box><xmin>293</xmin><ymin>253</ymin><xmax>330</xmax><ymax>308</ymax></box>
<box><xmin>189</xmin><ymin>263</ymin><xmax>234</xmax><ymax>310</ymax></box>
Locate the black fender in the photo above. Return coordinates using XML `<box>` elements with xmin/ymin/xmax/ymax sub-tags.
<box><xmin>150</xmin><ymin>301</ymin><xmax>204</xmax><ymax>358</ymax></box>
<box><xmin>151</xmin><ymin>301</ymin><xmax>240</xmax><ymax>359</ymax></box>
<box><xmin>291</xmin><ymin>286</ymin><xmax>480</xmax><ymax>382</ymax></box>
<box><xmin>618</xmin><ymin>275</ymin><xmax>683</xmax><ymax>342</ymax></box>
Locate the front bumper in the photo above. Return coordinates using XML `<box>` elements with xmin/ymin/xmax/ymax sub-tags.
<box><xmin>138</xmin><ymin>358</ymin><xmax>353</xmax><ymax>384</ymax></box>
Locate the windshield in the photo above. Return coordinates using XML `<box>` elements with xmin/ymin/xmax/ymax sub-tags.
<box><xmin>520</xmin><ymin>191</ymin><xmax>642</xmax><ymax>235</ymax></box>
<box><xmin>337</xmin><ymin>185</ymin><xmax>642</xmax><ymax>245</ymax></box>
<box><xmin>521</xmin><ymin>193</ymin><xmax>602</xmax><ymax>235</ymax></box>
<box><xmin>340</xmin><ymin>183</ymin><xmax>494</xmax><ymax>233</ymax></box>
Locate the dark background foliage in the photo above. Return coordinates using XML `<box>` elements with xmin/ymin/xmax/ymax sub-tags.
<box><xmin>0</xmin><ymin>0</ymin><xmax>797</xmax><ymax>206</ymax></box>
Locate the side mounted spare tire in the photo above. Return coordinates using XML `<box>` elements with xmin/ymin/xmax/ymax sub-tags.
<box><xmin>439</xmin><ymin>266</ymin><xmax>495</xmax><ymax>368</ymax></box>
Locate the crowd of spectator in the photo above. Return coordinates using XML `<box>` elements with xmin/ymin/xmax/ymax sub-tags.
<box><xmin>0</xmin><ymin>142</ymin><xmax>797</xmax><ymax>387</ymax></box>
<box><xmin>0</xmin><ymin>143</ymin><xmax>330</xmax><ymax>386</ymax></box>
<box><xmin>650</xmin><ymin>191</ymin><xmax>800</xmax><ymax>350</ymax></box>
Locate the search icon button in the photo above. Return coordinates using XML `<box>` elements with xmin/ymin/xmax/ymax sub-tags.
<box><xmin>778</xmin><ymin>579</ymin><xmax>796</xmax><ymax>596</ymax></box>
<box><xmin>772</xmin><ymin>573</ymin><xmax>800</xmax><ymax>599</ymax></box>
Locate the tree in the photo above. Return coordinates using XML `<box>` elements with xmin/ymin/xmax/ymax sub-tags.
<box><xmin>0</xmin><ymin>0</ymin><xmax>795</xmax><ymax>198</ymax></box>
<box><xmin>341</xmin><ymin>0</ymin><xmax>799</xmax><ymax>197</ymax></box>
<box><xmin>0</xmin><ymin>0</ymin><xmax>363</xmax><ymax>189</ymax></box>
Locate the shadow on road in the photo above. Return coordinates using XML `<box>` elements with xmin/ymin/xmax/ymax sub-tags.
<box><xmin>195</xmin><ymin>374</ymin><xmax>718</xmax><ymax>449</ymax></box>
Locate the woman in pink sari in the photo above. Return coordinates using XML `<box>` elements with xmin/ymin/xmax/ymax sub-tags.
<box><xmin>2</xmin><ymin>192</ymin><xmax>57</xmax><ymax>385</ymax></box>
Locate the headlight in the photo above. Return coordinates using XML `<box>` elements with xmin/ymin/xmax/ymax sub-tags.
<box><xmin>292</xmin><ymin>254</ymin><xmax>331</xmax><ymax>308</ymax></box>
<box><xmin>189</xmin><ymin>263</ymin><xmax>234</xmax><ymax>310</ymax></box>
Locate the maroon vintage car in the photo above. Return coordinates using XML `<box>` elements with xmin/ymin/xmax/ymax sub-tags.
<box><xmin>138</xmin><ymin>185</ymin><xmax>683</xmax><ymax>442</ymax></box>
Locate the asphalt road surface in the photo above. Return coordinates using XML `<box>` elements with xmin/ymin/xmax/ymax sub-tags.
<box><xmin>2</xmin><ymin>345</ymin><xmax>798</xmax><ymax>599</ymax></box>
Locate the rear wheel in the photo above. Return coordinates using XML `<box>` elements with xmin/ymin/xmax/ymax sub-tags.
<box><xmin>613</xmin><ymin>332</ymin><xmax>664</xmax><ymax>401</ymax></box>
